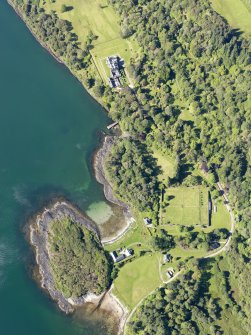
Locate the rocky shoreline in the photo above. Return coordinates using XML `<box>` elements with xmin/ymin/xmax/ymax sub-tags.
<box><xmin>28</xmin><ymin>137</ymin><xmax>132</xmax><ymax>330</ymax></box>
<box><xmin>30</xmin><ymin>201</ymin><xmax>128</xmax><ymax>333</ymax></box>
<box><xmin>94</xmin><ymin>135</ymin><xmax>134</xmax><ymax>244</ymax></box>
<box><xmin>9</xmin><ymin>1</ymin><xmax>131</xmax><ymax>331</ymax></box>
<box><xmin>30</xmin><ymin>201</ymin><xmax>101</xmax><ymax>313</ymax></box>
<box><xmin>8</xmin><ymin>0</ymin><xmax>135</xmax><ymax>244</ymax></box>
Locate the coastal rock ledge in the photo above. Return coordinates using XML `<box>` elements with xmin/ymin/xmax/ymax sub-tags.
<box><xmin>94</xmin><ymin>135</ymin><xmax>135</xmax><ymax>244</ymax></box>
<box><xmin>30</xmin><ymin>201</ymin><xmax>103</xmax><ymax>313</ymax></box>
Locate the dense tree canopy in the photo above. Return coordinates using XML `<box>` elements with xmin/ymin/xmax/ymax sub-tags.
<box><xmin>48</xmin><ymin>217</ymin><xmax>110</xmax><ymax>298</ymax></box>
<box><xmin>128</xmin><ymin>261</ymin><xmax>247</xmax><ymax>334</ymax></box>
<box><xmin>106</xmin><ymin>0</ymin><xmax>251</xmax><ymax>232</ymax></box>
<box><xmin>106</xmin><ymin>1</ymin><xmax>251</xmax><ymax>330</ymax></box>
<box><xmin>104</xmin><ymin>138</ymin><xmax>159</xmax><ymax>218</ymax></box>
<box><xmin>12</xmin><ymin>0</ymin><xmax>251</xmax><ymax>331</ymax></box>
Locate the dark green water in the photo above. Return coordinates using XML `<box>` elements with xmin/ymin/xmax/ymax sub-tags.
<box><xmin>0</xmin><ymin>1</ymin><xmax>113</xmax><ymax>334</ymax></box>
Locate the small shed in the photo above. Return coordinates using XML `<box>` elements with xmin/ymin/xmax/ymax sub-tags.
<box><xmin>166</xmin><ymin>268</ymin><xmax>174</xmax><ymax>279</ymax></box>
<box><xmin>166</xmin><ymin>270</ymin><xmax>174</xmax><ymax>279</ymax></box>
<box><xmin>214</xmin><ymin>204</ymin><xmax>217</xmax><ymax>213</ymax></box>
<box><xmin>143</xmin><ymin>217</ymin><xmax>152</xmax><ymax>225</ymax></box>
<box><xmin>163</xmin><ymin>253</ymin><xmax>171</xmax><ymax>263</ymax></box>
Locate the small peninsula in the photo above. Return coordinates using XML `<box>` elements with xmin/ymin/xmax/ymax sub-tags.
<box><xmin>9</xmin><ymin>0</ymin><xmax>251</xmax><ymax>334</ymax></box>
<box><xmin>30</xmin><ymin>202</ymin><xmax>111</xmax><ymax>313</ymax></box>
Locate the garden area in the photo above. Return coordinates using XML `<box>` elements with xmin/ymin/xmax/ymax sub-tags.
<box><xmin>106</xmin><ymin>185</ymin><xmax>232</xmax><ymax>311</ymax></box>
<box><xmin>42</xmin><ymin>0</ymin><xmax>138</xmax><ymax>84</ymax></box>
<box><xmin>210</xmin><ymin>0</ymin><xmax>251</xmax><ymax>35</ymax></box>
<box><xmin>161</xmin><ymin>187</ymin><xmax>209</xmax><ymax>227</ymax></box>
<box><xmin>112</xmin><ymin>253</ymin><xmax>162</xmax><ymax>309</ymax></box>
<box><xmin>152</xmin><ymin>150</ymin><xmax>177</xmax><ymax>182</ymax></box>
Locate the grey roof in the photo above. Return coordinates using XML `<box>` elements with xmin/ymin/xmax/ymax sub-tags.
<box><xmin>144</xmin><ymin>217</ymin><xmax>152</xmax><ymax>224</ymax></box>
<box><xmin>163</xmin><ymin>254</ymin><xmax>171</xmax><ymax>262</ymax></box>
<box><xmin>115</xmin><ymin>254</ymin><xmax>125</xmax><ymax>263</ymax></box>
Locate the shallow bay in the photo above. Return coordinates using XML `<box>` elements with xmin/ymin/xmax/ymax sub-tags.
<box><xmin>0</xmin><ymin>1</ymin><xmax>114</xmax><ymax>334</ymax></box>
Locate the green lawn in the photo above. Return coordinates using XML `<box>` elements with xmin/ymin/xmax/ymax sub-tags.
<box><xmin>210</xmin><ymin>200</ymin><xmax>232</xmax><ymax>231</ymax></box>
<box><xmin>43</xmin><ymin>0</ymin><xmax>121</xmax><ymax>46</ymax></box>
<box><xmin>152</xmin><ymin>150</ymin><xmax>177</xmax><ymax>182</ymax></box>
<box><xmin>170</xmin><ymin>246</ymin><xmax>208</xmax><ymax>259</ymax></box>
<box><xmin>162</xmin><ymin>187</ymin><xmax>208</xmax><ymax>226</ymax></box>
<box><xmin>108</xmin><ymin>188</ymin><xmax>231</xmax><ymax>312</ymax></box>
<box><xmin>43</xmin><ymin>0</ymin><xmax>139</xmax><ymax>83</ymax></box>
<box><xmin>113</xmin><ymin>253</ymin><xmax>162</xmax><ymax>309</ymax></box>
<box><xmin>210</xmin><ymin>0</ymin><xmax>251</xmax><ymax>34</ymax></box>
<box><xmin>160</xmin><ymin>247</ymin><xmax>209</xmax><ymax>281</ymax></box>
<box><xmin>91</xmin><ymin>38</ymin><xmax>138</xmax><ymax>83</ymax></box>
<box><xmin>161</xmin><ymin>186</ymin><xmax>231</xmax><ymax>231</ymax></box>
<box><xmin>104</xmin><ymin>214</ymin><xmax>152</xmax><ymax>252</ymax></box>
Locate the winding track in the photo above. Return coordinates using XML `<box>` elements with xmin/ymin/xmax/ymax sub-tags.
<box><xmin>205</xmin><ymin>182</ymin><xmax>235</xmax><ymax>258</ymax></box>
<box><xmin>121</xmin><ymin>182</ymin><xmax>235</xmax><ymax>334</ymax></box>
<box><xmin>122</xmin><ymin>271</ymin><xmax>182</xmax><ymax>335</ymax></box>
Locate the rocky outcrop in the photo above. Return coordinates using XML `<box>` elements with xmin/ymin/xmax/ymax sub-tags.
<box><xmin>94</xmin><ymin>136</ymin><xmax>134</xmax><ymax>244</ymax></box>
<box><xmin>94</xmin><ymin>136</ymin><xmax>125</xmax><ymax>207</ymax></box>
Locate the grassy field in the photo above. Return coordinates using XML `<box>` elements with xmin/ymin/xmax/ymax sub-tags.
<box><xmin>210</xmin><ymin>0</ymin><xmax>251</xmax><ymax>34</ymax></box>
<box><xmin>161</xmin><ymin>186</ymin><xmax>231</xmax><ymax>231</ymax></box>
<box><xmin>91</xmin><ymin>38</ymin><xmax>138</xmax><ymax>82</ymax></box>
<box><xmin>152</xmin><ymin>150</ymin><xmax>177</xmax><ymax>182</ymax></box>
<box><xmin>43</xmin><ymin>0</ymin><xmax>138</xmax><ymax>83</ymax></box>
<box><xmin>211</xmin><ymin>201</ymin><xmax>232</xmax><ymax>230</ymax></box>
<box><xmin>162</xmin><ymin>187</ymin><xmax>208</xmax><ymax>226</ymax></box>
<box><xmin>108</xmin><ymin>186</ymin><xmax>231</xmax><ymax>311</ymax></box>
<box><xmin>43</xmin><ymin>0</ymin><xmax>121</xmax><ymax>46</ymax></box>
<box><xmin>104</xmin><ymin>213</ymin><xmax>152</xmax><ymax>252</ymax></box>
<box><xmin>113</xmin><ymin>253</ymin><xmax>161</xmax><ymax>309</ymax></box>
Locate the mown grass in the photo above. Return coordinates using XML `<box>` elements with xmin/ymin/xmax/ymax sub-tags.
<box><xmin>162</xmin><ymin>187</ymin><xmax>208</xmax><ymax>226</ymax></box>
<box><xmin>91</xmin><ymin>38</ymin><xmax>138</xmax><ymax>82</ymax></box>
<box><xmin>43</xmin><ymin>0</ymin><xmax>120</xmax><ymax>46</ymax></box>
<box><xmin>112</xmin><ymin>253</ymin><xmax>161</xmax><ymax>309</ymax></box>
<box><xmin>210</xmin><ymin>0</ymin><xmax>251</xmax><ymax>35</ymax></box>
<box><xmin>104</xmin><ymin>215</ymin><xmax>152</xmax><ymax>253</ymax></box>
<box><xmin>161</xmin><ymin>186</ymin><xmax>231</xmax><ymax>231</ymax></box>
<box><xmin>43</xmin><ymin>0</ymin><xmax>139</xmax><ymax>82</ymax></box>
<box><xmin>108</xmin><ymin>188</ymin><xmax>231</xmax><ymax>311</ymax></box>
<box><xmin>210</xmin><ymin>200</ymin><xmax>232</xmax><ymax>230</ymax></box>
<box><xmin>152</xmin><ymin>150</ymin><xmax>177</xmax><ymax>181</ymax></box>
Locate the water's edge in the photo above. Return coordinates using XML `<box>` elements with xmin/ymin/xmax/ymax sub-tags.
<box><xmin>7</xmin><ymin>0</ymin><xmax>106</xmax><ymax>112</ymax></box>
<box><xmin>7</xmin><ymin>1</ymin><xmax>131</xmax><ymax>333</ymax></box>
<box><xmin>93</xmin><ymin>135</ymin><xmax>135</xmax><ymax>244</ymax></box>
<box><xmin>30</xmin><ymin>201</ymin><xmax>128</xmax><ymax>332</ymax></box>
<box><xmin>7</xmin><ymin>0</ymin><xmax>134</xmax><ymax>239</ymax></box>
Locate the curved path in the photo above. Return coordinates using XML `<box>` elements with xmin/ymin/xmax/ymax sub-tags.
<box><xmin>102</xmin><ymin>217</ymin><xmax>135</xmax><ymax>245</ymax></box>
<box><xmin>205</xmin><ymin>182</ymin><xmax>235</xmax><ymax>258</ymax></box>
<box><xmin>121</xmin><ymin>181</ymin><xmax>236</xmax><ymax>334</ymax></box>
<box><xmin>122</xmin><ymin>271</ymin><xmax>181</xmax><ymax>335</ymax></box>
